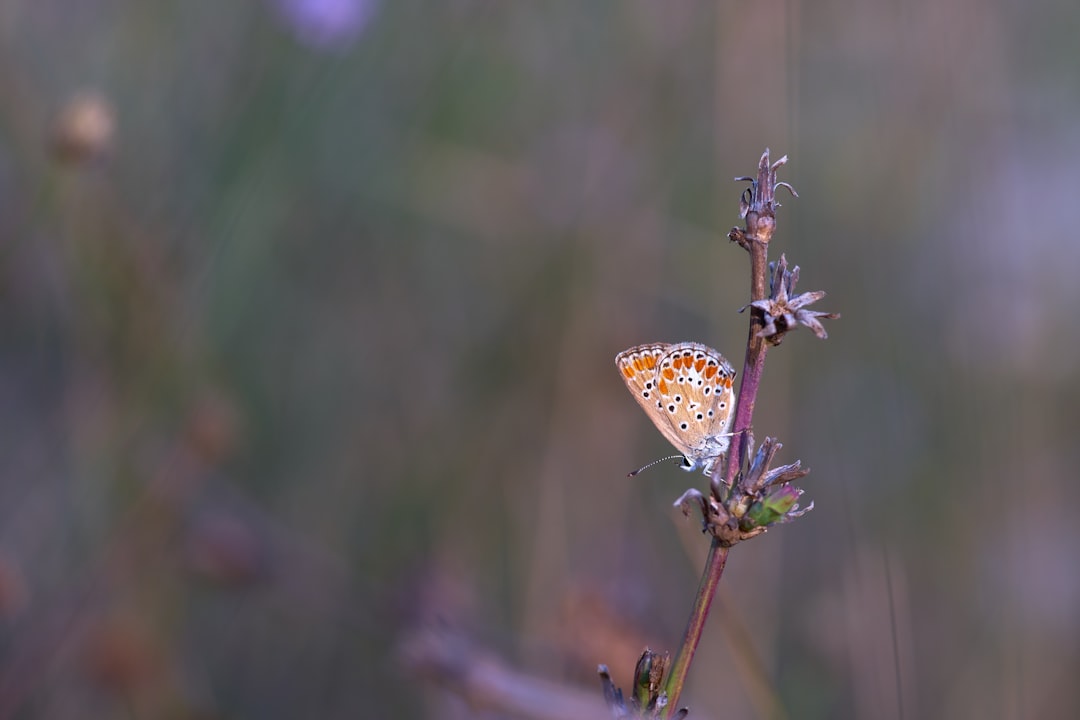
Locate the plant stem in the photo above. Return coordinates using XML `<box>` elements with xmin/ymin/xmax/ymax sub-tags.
<box><xmin>724</xmin><ymin>234</ymin><xmax>771</xmax><ymax>487</ymax></box>
<box><xmin>661</xmin><ymin>539</ymin><xmax>728</xmax><ymax>717</ymax></box>
<box><xmin>661</xmin><ymin>151</ymin><xmax>779</xmax><ymax>716</ymax></box>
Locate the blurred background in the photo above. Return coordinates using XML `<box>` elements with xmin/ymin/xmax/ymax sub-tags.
<box><xmin>1</xmin><ymin>0</ymin><xmax>1077</xmax><ymax>718</ymax></box>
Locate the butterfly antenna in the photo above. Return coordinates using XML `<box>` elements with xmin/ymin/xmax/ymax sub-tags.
<box><xmin>628</xmin><ymin>455</ymin><xmax>687</xmax><ymax>478</ymax></box>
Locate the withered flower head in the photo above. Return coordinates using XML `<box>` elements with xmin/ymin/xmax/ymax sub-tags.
<box><xmin>736</xmin><ymin>148</ymin><xmax>798</xmax><ymax>221</ymax></box>
<box><xmin>675</xmin><ymin>436</ymin><xmax>812</xmax><ymax>547</ymax></box>
<box><xmin>727</xmin><ymin>149</ymin><xmax>798</xmax><ymax>251</ymax></box>
<box><xmin>748</xmin><ymin>254</ymin><xmax>839</xmax><ymax>345</ymax></box>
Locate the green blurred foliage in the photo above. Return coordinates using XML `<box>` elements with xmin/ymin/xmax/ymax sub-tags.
<box><xmin>0</xmin><ymin>0</ymin><xmax>1078</xmax><ymax>718</ymax></box>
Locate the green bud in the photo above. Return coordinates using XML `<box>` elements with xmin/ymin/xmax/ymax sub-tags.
<box><xmin>742</xmin><ymin>486</ymin><xmax>801</xmax><ymax>528</ymax></box>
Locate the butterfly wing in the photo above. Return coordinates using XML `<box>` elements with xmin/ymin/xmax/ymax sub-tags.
<box><xmin>615</xmin><ymin>343</ymin><xmax>693</xmax><ymax>456</ymax></box>
<box><xmin>651</xmin><ymin>344</ymin><xmax>737</xmax><ymax>461</ymax></box>
<box><xmin>616</xmin><ymin>341</ymin><xmax>737</xmax><ymax>468</ymax></box>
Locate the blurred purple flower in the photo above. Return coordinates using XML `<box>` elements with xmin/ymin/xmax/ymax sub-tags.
<box><xmin>273</xmin><ymin>0</ymin><xmax>379</xmax><ymax>50</ymax></box>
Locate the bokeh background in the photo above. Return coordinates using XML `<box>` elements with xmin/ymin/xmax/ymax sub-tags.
<box><xmin>1</xmin><ymin>0</ymin><xmax>1077</xmax><ymax>718</ymax></box>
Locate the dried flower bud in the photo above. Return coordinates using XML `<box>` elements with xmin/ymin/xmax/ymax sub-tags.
<box><xmin>673</xmin><ymin>488</ymin><xmax>708</xmax><ymax>520</ymax></box>
<box><xmin>748</xmin><ymin>254</ymin><xmax>839</xmax><ymax>345</ymax></box>
<box><xmin>729</xmin><ymin>149</ymin><xmax>797</xmax><ymax>249</ymax></box>
<box><xmin>599</xmin><ymin>649</ymin><xmax>685</xmax><ymax>719</ymax></box>
<box><xmin>736</xmin><ymin>149</ymin><xmax>797</xmax><ymax>221</ymax></box>
<box><xmin>632</xmin><ymin>649</ymin><xmax>668</xmax><ymax>711</ymax></box>
<box><xmin>740</xmin><ymin>435</ymin><xmax>809</xmax><ymax>496</ymax></box>
<box><xmin>599</xmin><ymin>665</ymin><xmax>627</xmax><ymax>717</ymax></box>
<box><xmin>677</xmin><ymin>436</ymin><xmax>812</xmax><ymax>546</ymax></box>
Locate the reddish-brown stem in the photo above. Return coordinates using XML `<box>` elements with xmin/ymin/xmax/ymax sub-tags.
<box><xmin>661</xmin><ymin>238</ymin><xmax>769</xmax><ymax>716</ymax></box>
<box><xmin>724</xmin><ymin>234</ymin><xmax>771</xmax><ymax>485</ymax></box>
<box><xmin>660</xmin><ymin>540</ymin><xmax>728</xmax><ymax>717</ymax></box>
<box><xmin>662</xmin><ymin>152</ymin><xmax>779</xmax><ymax>716</ymax></box>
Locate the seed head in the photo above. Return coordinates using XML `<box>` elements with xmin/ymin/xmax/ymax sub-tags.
<box><xmin>748</xmin><ymin>254</ymin><xmax>839</xmax><ymax>345</ymax></box>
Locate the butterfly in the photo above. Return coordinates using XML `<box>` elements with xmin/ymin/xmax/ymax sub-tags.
<box><xmin>615</xmin><ymin>342</ymin><xmax>737</xmax><ymax>476</ymax></box>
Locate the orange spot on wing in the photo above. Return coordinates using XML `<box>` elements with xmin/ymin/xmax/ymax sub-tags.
<box><xmin>671</xmin><ymin>356</ymin><xmax>682</xmax><ymax>369</ymax></box>
<box><xmin>657</xmin><ymin>379</ymin><xmax>668</xmax><ymax>394</ymax></box>
<box><xmin>662</xmin><ymin>368</ymin><xmax>675</xmax><ymax>381</ymax></box>
<box><xmin>704</xmin><ymin>365</ymin><xmax>718</xmax><ymax>379</ymax></box>
<box><xmin>622</xmin><ymin>365</ymin><xmax>635</xmax><ymax>378</ymax></box>
<box><xmin>695</xmin><ymin>358</ymin><xmax>706</xmax><ymax>372</ymax></box>
<box><xmin>645</xmin><ymin>355</ymin><xmax>657</xmax><ymax>369</ymax></box>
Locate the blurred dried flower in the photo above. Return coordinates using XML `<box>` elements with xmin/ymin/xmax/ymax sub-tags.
<box><xmin>272</xmin><ymin>0</ymin><xmax>379</xmax><ymax>50</ymax></box>
<box><xmin>184</xmin><ymin>390</ymin><xmax>243</xmax><ymax>465</ymax></box>
<box><xmin>748</xmin><ymin>254</ymin><xmax>838</xmax><ymax>345</ymax></box>
<box><xmin>84</xmin><ymin>617</ymin><xmax>161</xmax><ymax>693</ymax></box>
<box><xmin>400</xmin><ymin>623</ymin><xmax>609</xmax><ymax>719</ymax></box>
<box><xmin>52</xmin><ymin>91</ymin><xmax>114</xmax><ymax>165</ymax></box>
<box><xmin>184</xmin><ymin>511</ymin><xmax>266</xmax><ymax>587</ymax></box>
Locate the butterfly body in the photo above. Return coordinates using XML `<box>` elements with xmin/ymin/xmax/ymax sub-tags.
<box><xmin>615</xmin><ymin>342</ymin><xmax>737</xmax><ymax>475</ymax></box>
